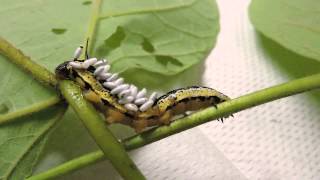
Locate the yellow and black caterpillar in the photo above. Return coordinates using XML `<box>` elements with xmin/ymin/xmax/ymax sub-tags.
<box><xmin>55</xmin><ymin>46</ymin><xmax>231</xmax><ymax>132</ymax></box>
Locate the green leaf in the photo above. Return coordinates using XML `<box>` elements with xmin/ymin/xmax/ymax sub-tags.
<box><xmin>0</xmin><ymin>106</ymin><xmax>64</xmax><ymax>180</ymax></box>
<box><xmin>249</xmin><ymin>0</ymin><xmax>320</xmax><ymax>61</ymax></box>
<box><xmin>95</xmin><ymin>0</ymin><xmax>220</xmax><ymax>77</ymax></box>
<box><xmin>0</xmin><ymin>0</ymin><xmax>91</xmax><ymax>179</ymax></box>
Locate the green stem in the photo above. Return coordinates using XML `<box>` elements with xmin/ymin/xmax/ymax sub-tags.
<box><xmin>0</xmin><ymin>37</ymin><xmax>57</xmax><ymax>87</ymax></box>
<box><xmin>29</xmin><ymin>73</ymin><xmax>320</xmax><ymax>179</ymax></box>
<box><xmin>0</xmin><ymin>96</ymin><xmax>61</xmax><ymax>125</ymax></box>
<box><xmin>59</xmin><ymin>80</ymin><xmax>145</xmax><ymax>180</ymax></box>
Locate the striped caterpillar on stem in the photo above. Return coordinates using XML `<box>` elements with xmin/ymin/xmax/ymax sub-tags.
<box><xmin>55</xmin><ymin>45</ymin><xmax>231</xmax><ymax>132</ymax></box>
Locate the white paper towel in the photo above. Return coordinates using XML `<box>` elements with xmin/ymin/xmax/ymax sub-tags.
<box><xmin>200</xmin><ymin>0</ymin><xmax>320</xmax><ymax>180</ymax></box>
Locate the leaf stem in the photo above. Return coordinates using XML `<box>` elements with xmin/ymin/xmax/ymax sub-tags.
<box><xmin>0</xmin><ymin>37</ymin><xmax>57</xmax><ymax>87</ymax></box>
<box><xmin>29</xmin><ymin>73</ymin><xmax>320</xmax><ymax>179</ymax></box>
<box><xmin>58</xmin><ymin>80</ymin><xmax>145</xmax><ymax>180</ymax></box>
<box><xmin>0</xmin><ymin>96</ymin><xmax>61</xmax><ymax>125</ymax></box>
<box><xmin>26</xmin><ymin>151</ymin><xmax>104</xmax><ymax>180</ymax></box>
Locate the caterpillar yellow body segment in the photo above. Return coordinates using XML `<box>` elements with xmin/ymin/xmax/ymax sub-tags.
<box><xmin>156</xmin><ymin>86</ymin><xmax>230</xmax><ymax>113</ymax></box>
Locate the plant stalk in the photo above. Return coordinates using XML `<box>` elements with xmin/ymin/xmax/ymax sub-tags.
<box><xmin>0</xmin><ymin>37</ymin><xmax>57</xmax><ymax>87</ymax></box>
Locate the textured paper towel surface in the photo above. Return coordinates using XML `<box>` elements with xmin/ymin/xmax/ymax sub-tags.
<box><xmin>35</xmin><ymin>0</ymin><xmax>320</xmax><ymax>179</ymax></box>
<box><xmin>199</xmin><ymin>0</ymin><xmax>320</xmax><ymax>180</ymax></box>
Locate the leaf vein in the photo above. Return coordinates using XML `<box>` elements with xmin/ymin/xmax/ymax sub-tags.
<box><xmin>99</xmin><ymin>0</ymin><xmax>196</xmax><ymax>19</ymax></box>
<box><xmin>153</xmin><ymin>13</ymin><xmax>210</xmax><ymax>38</ymax></box>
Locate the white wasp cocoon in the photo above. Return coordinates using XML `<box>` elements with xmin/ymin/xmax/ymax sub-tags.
<box><xmin>73</xmin><ymin>46</ymin><xmax>83</xmax><ymax>59</ymax></box>
<box><xmin>93</xmin><ymin>59</ymin><xmax>108</xmax><ymax>67</ymax></box>
<box><xmin>103</xmin><ymin>81</ymin><xmax>117</xmax><ymax>89</ymax></box>
<box><xmin>129</xmin><ymin>85</ymin><xmax>138</xmax><ymax>97</ymax></box>
<box><xmin>118</xmin><ymin>89</ymin><xmax>131</xmax><ymax>98</ymax></box>
<box><xmin>83</xmin><ymin>58</ymin><xmax>97</xmax><ymax>69</ymax></box>
<box><xmin>119</xmin><ymin>96</ymin><xmax>134</xmax><ymax>104</ymax></box>
<box><xmin>134</xmin><ymin>98</ymin><xmax>148</xmax><ymax>105</ymax></box>
<box><xmin>139</xmin><ymin>100</ymin><xmax>154</xmax><ymax>111</ymax></box>
<box><xmin>124</xmin><ymin>103</ymin><xmax>138</xmax><ymax>112</ymax></box>
<box><xmin>97</xmin><ymin>73</ymin><xmax>112</xmax><ymax>80</ymax></box>
<box><xmin>111</xmin><ymin>84</ymin><xmax>129</xmax><ymax>94</ymax></box>
<box><xmin>69</xmin><ymin>61</ymin><xmax>83</xmax><ymax>69</ymax></box>
<box><xmin>103</xmin><ymin>65</ymin><xmax>111</xmax><ymax>73</ymax></box>
<box><xmin>113</xmin><ymin>78</ymin><xmax>124</xmax><ymax>86</ymax></box>
<box><xmin>123</xmin><ymin>95</ymin><xmax>134</xmax><ymax>102</ymax></box>
<box><xmin>107</xmin><ymin>73</ymin><xmax>118</xmax><ymax>82</ymax></box>
<box><xmin>93</xmin><ymin>66</ymin><xmax>105</xmax><ymax>76</ymax></box>
<box><xmin>149</xmin><ymin>92</ymin><xmax>158</xmax><ymax>101</ymax></box>
<box><xmin>136</xmin><ymin>88</ymin><xmax>147</xmax><ymax>99</ymax></box>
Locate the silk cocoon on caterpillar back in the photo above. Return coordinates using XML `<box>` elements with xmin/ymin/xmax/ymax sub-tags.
<box><xmin>55</xmin><ymin>46</ymin><xmax>231</xmax><ymax>132</ymax></box>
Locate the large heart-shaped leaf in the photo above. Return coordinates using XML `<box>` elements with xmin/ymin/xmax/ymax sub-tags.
<box><xmin>249</xmin><ymin>0</ymin><xmax>320</xmax><ymax>61</ymax></box>
<box><xmin>0</xmin><ymin>0</ymin><xmax>219</xmax><ymax>178</ymax></box>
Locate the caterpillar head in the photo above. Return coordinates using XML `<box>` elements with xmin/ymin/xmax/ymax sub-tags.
<box><xmin>55</xmin><ymin>61</ymin><xmax>74</xmax><ymax>80</ymax></box>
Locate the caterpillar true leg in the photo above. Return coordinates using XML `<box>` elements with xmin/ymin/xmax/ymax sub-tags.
<box><xmin>105</xmin><ymin>108</ymin><xmax>128</xmax><ymax>124</ymax></box>
<box><xmin>132</xmin><ymin>119</ymin><xmax>148</xmax><ymax>133</ymax></box>
<box><xmin>159</xmin><ymin>110</ymin><xmax>173</xmax><ymax>125</ymax></box>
